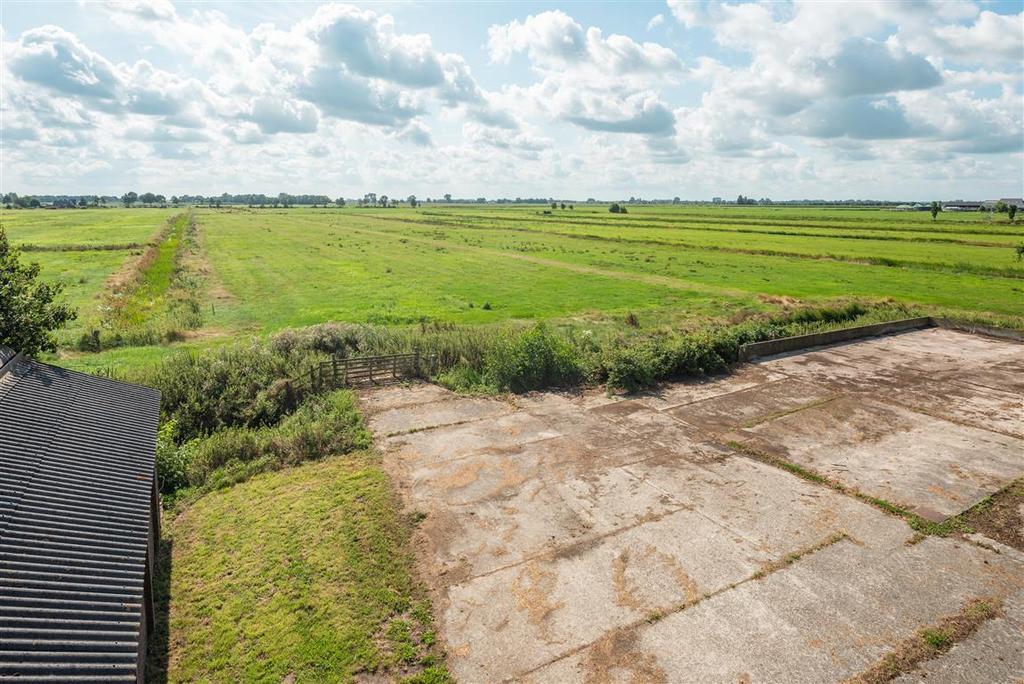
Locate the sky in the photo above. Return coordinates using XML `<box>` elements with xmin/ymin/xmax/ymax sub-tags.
<box><xmin>1</xmin><ymin>0</ymin><xmax>1022</xmax><ymax>200</ymax></box>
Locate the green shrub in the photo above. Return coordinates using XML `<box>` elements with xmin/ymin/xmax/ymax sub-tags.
<box><xmin>154</xmin><ymin>420</ymin><xmax>189</xmax><ymax>496</ymax></box>
<box><xmin>602</xmin><ymin>341</ymin><xmax>665</xmax><ymax>393</ymax></box>
<box><xmin>483</xmin><ymin>324</ymin><xmax>582</xmax><ymax>392</ymax></box>
<box><xmin>139</xmin><ymin>343</ymin><xmax>301</xmax><ymax>441</ymax></box>
<box><xmin>182</xmin><ymin>390</ymin><xmax>371</xmax><ymax>492</ymax></box>
<box><xmin>435</xmin><ymin>364</ymin><xmax>495</xmax><ymax>394</ymax></box>
<box><xmin>184</xmin><ymin>427</ymin><xmax>265</xmax><ymax>485</ymax></box>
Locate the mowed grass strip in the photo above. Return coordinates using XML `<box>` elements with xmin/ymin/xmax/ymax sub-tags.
<box><xmin>197</xmin><ymin>209</ymin><xmax>752</xmax><ymax>331</ymax></box>
<box><xmin>157</xmin><ymin>452</ymin><xmax>448</xmax><ymax>683</ymax></box>
<box><xmin>431</xmin><ymin>204</ymin><xmax>1021</xmax><ymax>234</ymax></box>
<box><xmin>426</xmin><ymin>211</ymin><xmax>1024</xmax><ymax>248</ymax></box>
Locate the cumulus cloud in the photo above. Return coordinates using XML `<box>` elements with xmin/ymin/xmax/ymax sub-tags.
<box><xmin>818</xmin><ymin>39</ymin><xmax>942</xmax><ymax>97</ymax></box>
<box><xmin>305</xmin><ymin>4</ymin><xmax>445</xmax><ymax>87</ymax></box>
<box><xmin>8</xmin><ymin>26</ymin><xmax>122</xmax><ymax>100</ymax></box>
<box><xmin>396</xmin><ymin>121</ymin><xmax>433</xmax><ymax>147</ymax></box>
<box><xmin>899</xmin><ymin>10</ymin><xmax>1024</xmax><ymax>66</ymax></box>
<box><xmin>564</xmin><ymin>97</ymin><xmax>676</xmax><ymax>136</ymax></box>
<box><xmin>792</xmin><ymin>97</ymin><xmax>932</xmax><ymax>140</ymax></box>
<box><xmin>296</xmin><ymin>67</ymin><xmax>422</xmax><ymax>126</ymax></box>
<box><xmin>488</xmin><ymin>10</ymin><xmax>682</xmax><ymax>78</ymax></box>
<box><xmin>244</xmin><ymin>97</ymin><xmax>320</xmax><ymax>134</ymax></box>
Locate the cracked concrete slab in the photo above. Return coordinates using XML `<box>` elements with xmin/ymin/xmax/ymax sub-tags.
<box><xmin>366</xmin><ymin>328</ymin><xmax>1023</xmax><ymax>683</ymax></box>
<box><xmin>635</xmin><ymin>365</ymin><xmax>788</xmax><ymax>411</ymax></box>
<box><xmin>666</xmin><ymin>377</ymin><xmax>837</xmax><ymax>433</ymax></box>
<box><xmin>527</xmin><ymin>537</ymin><xmax>1023</xmax><ymax>684</ymax></box>
<box><xmin>742</xmin><ymin>396</ymin><xmax>1023</xmax><ymax>520</ymax></box>
<box><xmin>892</xmin><ymin>588</ymin><xmax>1024</xmax><ymax>684</ymax></box>
<box><xmin>368</xmin><ymin>395</ymin><xmax>513</xmax><ymax>436</ymax></box>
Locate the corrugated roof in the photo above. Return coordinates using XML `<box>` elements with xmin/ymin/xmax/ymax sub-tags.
<box><xmin>0</xmin><ymin>354</ymin><xmax>160</xmax><ymax>683</ymax></box>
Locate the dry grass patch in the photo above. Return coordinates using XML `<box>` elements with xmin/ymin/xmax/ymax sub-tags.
<box><xmin>845</xmin><ymin>597</ymin><xmax>1002</xmax><ymax>684</ymax></box>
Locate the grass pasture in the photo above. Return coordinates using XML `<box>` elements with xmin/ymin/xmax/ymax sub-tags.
<box><xmin>3</xmin><ymin>203</ymin><xmax>1021</xmax><ymax>371</ymax></box>
<box><xmin>1</xmin><ymin>207</ymin><xmax>176</xmax><ymax>341</ymax></box>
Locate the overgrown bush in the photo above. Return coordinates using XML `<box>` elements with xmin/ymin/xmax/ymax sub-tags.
<box><xmin>180</xmin><ymin>390</ymin><xmax>371</xmax><ymax>493</ymax></box>
<box><xmin>483</xmin><ymin>324</ymin><xmax>582</xmax><ymax>392</ymax></box>
<box><xmin>435</xmin><ymin>364</ymin><xmax>493</xmax><ymax>394</ymax></box>
<box><xmin>155</xmin><ymin>420</ymin><xmax>189</xmax><ymax>496</ymax></box>
<box><xmin>138</xmin><ymin>342</ymin><xmax>303</xmax><ymax>442</ymax></box>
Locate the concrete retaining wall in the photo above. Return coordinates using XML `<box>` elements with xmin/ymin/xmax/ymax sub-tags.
<box><xmin>738</xmin><ymin>316</ymin><xmax>1023</xmax><ymax>362</ymax></box>
<box><xmin>931</xmin><ymin>318</ymin><xmax>1024</xmax><ymax>343</ymax></box>
<box><xmin>738</xmin><ymin>317</ymin><xmax>934</xmax><ymax>361</ymax></box>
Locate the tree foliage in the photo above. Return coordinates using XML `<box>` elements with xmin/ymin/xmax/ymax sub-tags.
<box><xmin>0</xmin><ymin>227</ymin><xmax>77</xmax><ymax>355</ymax></box>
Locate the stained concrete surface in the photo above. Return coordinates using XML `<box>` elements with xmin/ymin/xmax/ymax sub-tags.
<box><xmin>365</xmin><ymin>328</ymin><xmax>1024</xmax><ymax>683</ymax></box>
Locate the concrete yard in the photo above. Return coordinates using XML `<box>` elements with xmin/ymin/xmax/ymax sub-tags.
<box><xmin>363</xmin><ymin>328</ymin><xmax>1024</xmax><ymax>683</ymax></box>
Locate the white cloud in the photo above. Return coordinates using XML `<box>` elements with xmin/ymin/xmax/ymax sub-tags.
<box><xmin>488</xmin><ymin>10</ymin><xmax>682</xmax><ymax>79</ymax></box>
<box><xmin>0</xmin><ymin>1</ymin><xmax>1019</xmax><ymax>198</ymax></box>
<box><xmin>899</xmin><ymin>10</ymin><xmax>1024</xmax><ymax>66</ymax></box>
<box><xmin>396</xmin><ymin>121</ymin><xmax>434</xmax><ymax>147</ymax></box>
<box><xmin>304</xmin><ymin>4</ymin><xmax>445</xmax><ymax>87</ymax></box>
<box><xmin>244</xmin><ymin>97</ymin><xmax>320</xmax><ymax>135</ymax></box>
<box><xmin>8</xmin><ymin>26</ymin><xmax>122</xmax><ymax>100</ymax></box>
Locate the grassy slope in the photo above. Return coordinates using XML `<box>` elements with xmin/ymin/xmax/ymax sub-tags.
<box><xmin>155</xmin><ymin>451</ymin><xmax>446</xmax><ymax>683</ymax></box>
<box><xmin>115</xmin><ymin>214</ymin><xmax>188</xmax><ymax>327</ymax></box>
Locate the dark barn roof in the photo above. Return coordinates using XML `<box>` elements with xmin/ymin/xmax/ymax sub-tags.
<box><xmin>0</xmin><ymin>349</ymin><xmax>160</xmax><ymax>683</ymax></box>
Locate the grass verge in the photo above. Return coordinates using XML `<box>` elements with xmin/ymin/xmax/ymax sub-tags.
<box><xmin>149</xmin><ymin>452</ymin><xmax>449</xmax><ymax>683</ymax></box>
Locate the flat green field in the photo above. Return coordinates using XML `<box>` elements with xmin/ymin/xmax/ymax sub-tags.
<box><xmin>1</xmin><ymin>208</ymin><xmax>176</xmax><ymax>340</ymax></box>
<box><xmin>1</xmin><ymin>207</ymin><xmax>172</xmax><ymax>247</ymax></box>
<box><xmin>4</xmin><ymin>204</ymin><xmax>1021</xmax><ymax>369</ymax></box>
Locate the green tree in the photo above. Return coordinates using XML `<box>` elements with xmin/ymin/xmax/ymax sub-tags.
<box><xmin>0</xmin><ymin>227</ymin><xmax>76</xmax><ymax>355</ymax></box>
<box><xmin>1009</xmin><ymin>205</ymin><xmax>1017</xmax><ymax>223</ymax></box>
<box><xmin>930</xmin><ymin>201</ymin><xmax>940</xmax><ymax>220</ymax></box>
<box><xmin>121</xmin><ymin>191</ymin><xmax>138</xmax><ymax>207</ymax></box>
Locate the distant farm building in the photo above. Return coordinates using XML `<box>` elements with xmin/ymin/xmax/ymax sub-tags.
<box><xmin>942</xmin><ymin>201</ymin><xmax>983</xmax><ymax>211</ymax></box>
<box><xmin>982</xmin><ymin>198</ymin><xmax>1024</xmax><ymax>210</ymax></box>
<box><xmin>0</xmin><ymin>348</ymin><xmax>161</xmax><ymax>683</ymax></box>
